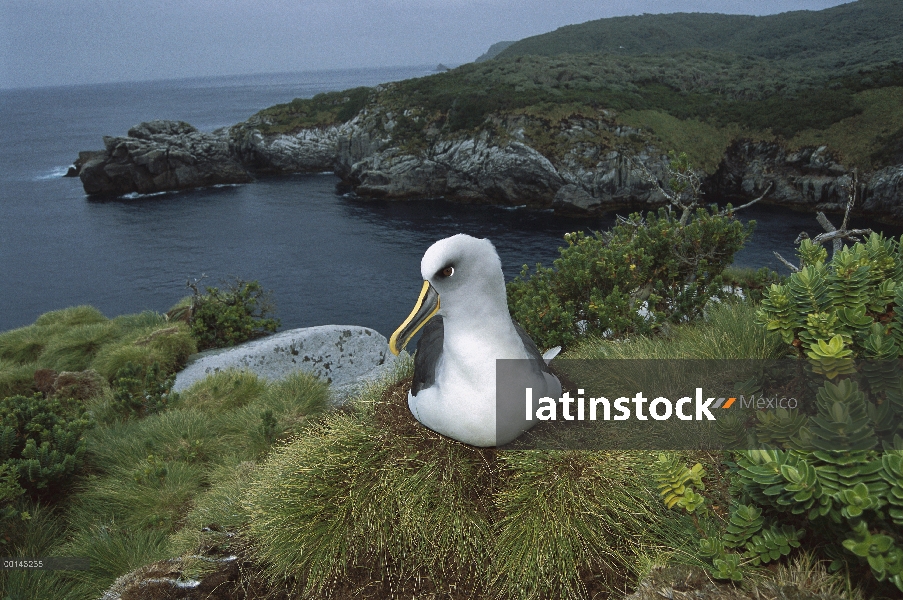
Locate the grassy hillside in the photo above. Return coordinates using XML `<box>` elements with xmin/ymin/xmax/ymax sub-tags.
<box><xmin>496</xmin><ymin>0</ymin><xmax>902</xmax><ymax>73</ymax></box>
<box><xmin>249</xmin><ymin>0</ymin><xmax>902</xmax><ymax>174</ymax></box>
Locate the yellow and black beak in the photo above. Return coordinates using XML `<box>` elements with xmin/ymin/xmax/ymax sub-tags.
<box><xmin>389</xmin><ymin>281</ymin><xmax>440</xmax><ymax>355</ymax></box>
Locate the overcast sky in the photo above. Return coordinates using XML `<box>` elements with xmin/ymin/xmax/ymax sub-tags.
<box><xmin>0</xmin><ymin>0</ymin><xmax>855</xmax><ymax>89</ymax></box>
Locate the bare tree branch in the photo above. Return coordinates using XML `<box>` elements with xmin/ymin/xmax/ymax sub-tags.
<box><xmin>840</xmin><ymin>170</ymin><xmax>858</xmax><ymax>231</ymax></box>
<box><xmin>811</xmin><ymin>228</ymin><xmax>872</xmax><ymax>245</ymax></box>
<box><xmin>717</xmin><ymin>182</ymin><xmax>774</xmax><ymax>216</ymax></box>
<box><xmin>773</xmin><ymin>252</ymin><xmax>801</xmax><ymax>273</ymax></box>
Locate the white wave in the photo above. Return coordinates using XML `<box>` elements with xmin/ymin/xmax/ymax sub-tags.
<box><xmin>34</xmin><ymin>166</ymin><xmax>73</xmax><ymax>180</ymax></box>
<box><xmin>120</xmin><ymin>191</ymin><xmax>171</xmax><ymax>199</ymax></box>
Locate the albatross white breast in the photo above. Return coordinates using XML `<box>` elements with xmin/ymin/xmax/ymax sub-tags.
<box><xmin>389</xmin><ymin>234</ymin><xmax>561</xmax><ymax>447</ymax></box>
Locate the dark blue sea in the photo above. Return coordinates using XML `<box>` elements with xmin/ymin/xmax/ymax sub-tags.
<box><xmin>1</xmin><ymin>67</ymin><xmax>900</xmax><ymax>338</ymax></box>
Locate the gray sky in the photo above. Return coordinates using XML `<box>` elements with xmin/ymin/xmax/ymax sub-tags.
<box><xmin>0</xmin><ymin>0</ymin><xmax>854</xmax><ymax>89</ymax></box>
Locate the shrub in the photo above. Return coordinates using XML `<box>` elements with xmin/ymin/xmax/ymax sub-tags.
<box><xmin>183</xmin><ymin>278</ymin><xmax>280</xmax><ymax>351</ymax></box>
<box><xmin>651</xmin><ymin>231</ymin><xmax>903</xmax><ymax>594</ymax></box>
<box><xmin>0</xmin><ymin>393</ymin><xmax>93</xmax><ymax>499</ymax></box>
<box><xmin>756</xmin><ymin>233</ymin><xmax>903</xmax><ymax>359</ymax></box>
<box><xmin>110</xmin><ymin>362</ymin><xmax>177</xmax><ymax>418</ymax></box>
<box><xmin>508</xmin><ymin>204</ymin><xmax>753</xmax><ymax>350</ymax></box>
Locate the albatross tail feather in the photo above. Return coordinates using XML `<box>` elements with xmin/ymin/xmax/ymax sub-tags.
<box><xmin>542</xmin><ymin>346</ymin><xmax>561</xmax><ymax>365</ymax></box>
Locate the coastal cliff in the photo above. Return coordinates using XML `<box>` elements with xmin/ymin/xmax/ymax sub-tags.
<box><xmin>71</xmin><ymin>0</ymin><xmax>903</xmax><ymax>221</ymax></box>
<box><xmin>73</xmin><ymin>109</ymin><xmax>903</xmax><ymax>223</ymax></box>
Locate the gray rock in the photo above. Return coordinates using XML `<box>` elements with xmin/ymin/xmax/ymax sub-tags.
<box><xmin>73</xmin><ymin>105</ymin><xmax>902</xmax><ymax>218</ymax></box>
<box><xmin>862</xmin><ymin>165</ymin><xmax>903</xmax><ymax>223</ymax></box>
<box><xmin>553</xmin><ymin>183</ymin><xmax>600</xmax><ymax>213</ymax></box>
<box><xmin>78</xmin><ymin>120</ymin><xmax>253</xmax><ymax>196</ymax></box>
<box><xmin>173</xmin><ymin>325</ymin><xmax>403</xmax><ymax>404</ymax></box>
<box><xmin>228</xmin><ymin>121</ymin><xmax>341</xmax><ymax>173</ymax></box>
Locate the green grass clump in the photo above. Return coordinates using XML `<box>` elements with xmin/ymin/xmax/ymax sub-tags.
<box><xmin>243</xmin><ymin>360</ymin><xmax>690</xmax><ymax>598</ymax></box>
<box><xmin>178</xmin><ymin>369</ymin><xmax>269</xmax><ymax>412</ymax></box>
<box><xmin>89</xmin><ymin>324</ymin><xmax>196</xmax><ymax>380</ymax></box>
<box><xmin>244</xmin><ymin>377</ymin><xmax>494</xmax><ymax>596</ymax></box>
<box><xmin>493</xmin><ymin>451</ymin><xmax>689</xmax><ymax>599</ymax></box>
<box><xmin>0</xmin><ymin>359</ymin><xmax>38</xmax><ymax>398</ymax></box>
<box><xmin>53</xmin><ymin>523</ymin><xmax>172</xmax><ymax>600</ymax></box>
<box><xmin>37</xmin><ymin>322</ymin><xmax>120</xmax><ymax>371</ymax></box>
<box><xmin>0</xmin><ymin>324</ymin><xmax>64</xmax><ymax>364</ymax></box>
<box><xmin>0</xmin><ymin>307</ymin><xmax>195</xmax><ymax>386</ymax></box>
<box><xmin>0</xmin><ymin>501</ymin><xmax>77</xmax><ymax>600</ymax></box>
<box><xmin>74</xmin><ymin>459</ymin><xmax>207</xmax><ymax>532</ymax></box>
<box><xmin>168</xmin><ymin>459</ymin><xmax>257</xmax><ymax>555</ymax></box>
<box><xmin>33</xmin><ymin>305</ymin><xmax>107</xmax><ymax>328</ymax></box>
<box><xmin>44</xmin><ymin>367</ymin><xmax>329</xmax><ymax>599</ymax></box>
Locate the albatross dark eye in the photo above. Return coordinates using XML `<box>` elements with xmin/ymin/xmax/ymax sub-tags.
<box><xmin>437</xmin><ymin>266</ymin><xmax>454</xmax><ymax>278</ymax></box>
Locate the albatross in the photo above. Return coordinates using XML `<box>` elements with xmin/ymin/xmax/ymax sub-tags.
<box><xmin>389</xmin><ymin>234</ymin><xmax>561</xmax><ymax>447</ymax></box>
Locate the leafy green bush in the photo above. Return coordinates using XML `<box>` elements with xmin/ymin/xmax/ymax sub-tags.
<box><xmin>653</xmin><ymin>232</ymin><xmax>903</xmax><ymax>594</ymax></box>
<box><xmin>110</xmin><ymin>362</ymin><xmax>177</xmax><ymax>418</ymax></box>
<box><xmin>756</xmin><ymin>233</ymin><xmax>903</xmax><ymax>359</ymax></box>
<box><xmin>508</xmin><ymin>205</ymin><xmax>753</xmax><ymax>349</ymax></box>
<box><xmin>185</xmin><ymin>279</ymin><xmax>280</xmax><ymax>351</ymax></box>
<box><xmin>0</xmin><ymin>394</ymin><xmax>92</xmax><ymax>499</ymax></box>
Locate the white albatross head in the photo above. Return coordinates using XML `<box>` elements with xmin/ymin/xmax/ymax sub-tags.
<box><xmin>389</xmin><ymin>234</ymin><xmax>508</xmax><ymax>354</ymax></box>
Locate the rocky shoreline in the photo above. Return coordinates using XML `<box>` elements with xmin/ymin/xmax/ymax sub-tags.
<box><xmin>71</xmin><ymin>112</ymin><xmax>903</xmax><ymax>223</ymax></box>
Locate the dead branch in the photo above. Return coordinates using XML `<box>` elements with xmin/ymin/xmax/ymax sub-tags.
<box><xmin>811</xmin><ymin>228</ymin><xmax>872</xmax><ymax>245</ymax></box>
<box><xmin>717</xmin><ymin>182</ymin><xmax>774</xmax><ymax>216</ymax></box>
<box><xmin>773</xmin><ymin>252</ymin><xmax>801</xmax><ymax>273</ymax></box>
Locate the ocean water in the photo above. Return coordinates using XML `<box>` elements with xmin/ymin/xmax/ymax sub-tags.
<box><xmin>1</xmin><ymin>67</ymin><xmax>899</xmax><ymax>338</ymax></box>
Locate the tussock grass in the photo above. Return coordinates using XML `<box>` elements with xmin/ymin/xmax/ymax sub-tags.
<box><xmin>493</xmin><ymin>451</ymin><xmax>690</xmax><ymax>599</ymax></box>
<box><xmin>89</xmin><ymin>323</ymin><xmax>196</xmax><ymax>379</ymax></box>
<box><xmin>54</xmin><ymin>522</ymin><xmax>172</xmax><ymax>600</ymax></box>
<box><xmin>167</xmin><ymin>459</ymin><xmax>257</xmax><ymax>556</ymax></box>
<box><xmin>179</xmin><ymin>369</ymin><xmax>269</xmax><ymax>412</ymax></box>
<box><xmin>0</xmin><ymin>502</ymin><xmax>77</xmax><ymax>600</ymax></box>
<box><xmin>0</xmin><ymin>307</ymin><xmax>194</xmax><ymax>389</ymax></box>
<box><xmin>243</xmin><ymin>358</ymin><xmax>488</xmax><ymax>594</ymax></box>
<box><xmin>33</xmin><ymin>305</ymin><xmax>107</xmax><ymax>328</ymax></box>
<box><xmin>74</xmin><ymin>460</ymin><xmax>206</xmax><ymax>532</ymax></box>
<box><xmin>567</xmin><ymin>300</ymin><xmax>785</xmax><ymax>361</ymax></box>
<box><xmin>37</xmin><ymin>321</ymin><xmax>120</xmax><ymax>371</ymax></box>
<box><xmin>46</xmin><ymin>366</ymin><xmax>328</xmax><ymax>599</ymax></box>
<box><xmin>0</xmin><ymin>323</ymin><xmax>64</xmax><ymax>363</ymax></box>
<box><xmin>0</xmin><ymin>359</ymin><xmax>38</xmax><ymax>398</ymax></box>
<box><xmin>86</xmin><ymin>407</ymin><xmax>238</xmax><ymax>474</ymax></box>
<box><xmin>243</xmin><ymin>358</ymin><xmax>692</xmax><ymax>598</ymax></box>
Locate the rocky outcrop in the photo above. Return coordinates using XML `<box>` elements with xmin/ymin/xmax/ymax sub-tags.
<box><xmin>862</xmin><ymin>165</ymin><xmax>903</xmax><ymax>223</ymax></box>
<box><xmin>172</xmin><ymin>325</ymin><xmax>404</xmax><ymax>404</ymax></box>
<box><xmin>78</xmin><ymin>120</ymin><xmax>252</xmax><ymax>196</ymax></box>
<box><xmin>228</xmin><ymin>119</ymin><xmax>340</xmax><ymax>173</ymax></box>
<box><xmin>709</xmin><ymin>140</ymin><xmax>903</xmax><ymax>222</ymax></box>
<box><xmin>331</xmin><ymin>110</ymin><xmax>669</xmax><ymax>210</ymax></box>
<box><xmin>72</xmin><ymin>114</ymin><xmax>902</xmax><ymax>221</ymax></box>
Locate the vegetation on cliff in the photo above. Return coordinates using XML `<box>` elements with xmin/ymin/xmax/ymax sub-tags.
<box><xmin>247</xmin><ymin>0</ymin><xmax>903</xmax><ymax>175</ymax></box>
<box><xmin>497</xmin><ymin>0</ymin><xmax>902</xmax><ymax>73</ymax></box>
